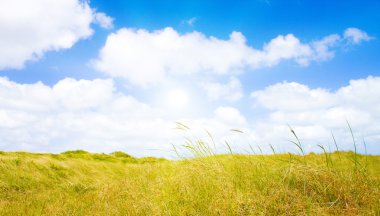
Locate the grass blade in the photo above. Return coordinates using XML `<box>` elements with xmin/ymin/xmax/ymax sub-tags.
<box><xmin>225</xmin><ymin>141</ymin><xmax>233</xmax><ymax>155</ymax></box>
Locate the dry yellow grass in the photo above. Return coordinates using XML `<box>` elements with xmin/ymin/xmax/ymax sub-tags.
<box><xmin>0</xmin><ymin>150</ymin><xmax>379</xmax><ymax>215</ymax></box>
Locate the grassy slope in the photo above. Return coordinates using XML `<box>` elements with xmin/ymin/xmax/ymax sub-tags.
<box><xmin>0</xmin><ymin>151</ymin><xmax>379</xmax><ymax>215</ymax></box>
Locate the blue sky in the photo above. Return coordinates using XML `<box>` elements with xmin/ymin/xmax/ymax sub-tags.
<box><xmin>0</xmin><ymin>0</ymin><xmax>379</xmax><ymax>157</ymax></box>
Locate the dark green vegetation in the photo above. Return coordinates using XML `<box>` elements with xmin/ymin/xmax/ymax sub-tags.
<box><xmin>0</xmin><ymin>150</ymin><xmax>379</xmax><ymax>215</ymax></box>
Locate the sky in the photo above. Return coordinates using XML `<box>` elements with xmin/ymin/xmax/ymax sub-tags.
<box><xmin>0</xmin><ymin>0</ymin><xmax>380</xmax><ymax>157</ymax></box>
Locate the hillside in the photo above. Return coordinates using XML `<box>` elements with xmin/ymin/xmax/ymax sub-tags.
<box><xmin>0</xmin><ymin>151</ymin><xmax>379</xmax><ymax>215</ymax></box>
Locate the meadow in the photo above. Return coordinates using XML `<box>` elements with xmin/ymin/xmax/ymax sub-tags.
<box><xmin>0</xmin><ymin>147</ymin><xmax>379</xmax><ymax>215</ymax></box>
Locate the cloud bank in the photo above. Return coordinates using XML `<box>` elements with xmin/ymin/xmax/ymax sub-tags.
<box><xmin>92</xmin><ymin>27</ymin><xmax>370</xmax><ymax>87</ymax></box>
<box><xmin>0</xmin><ymin>77</ymin><xmax>246</xmax><ymax>156</ymax></box>
<box><xmin>1</xmin><ymin>76</ymin><xmax>379</xmax><ymax>157</ymax></box>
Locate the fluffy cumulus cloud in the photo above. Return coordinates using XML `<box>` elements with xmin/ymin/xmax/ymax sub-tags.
<box><xmin>0</xmin><ymin>77</ymin><xmax>165</xmax><ymax>155</ymax></box>
<box><xmin>0</xmin><ymin>0</ymin><xmax>113</xmax><ymax>69</ymax></box>
<box><xmin>92</xmin><ymin>28</ymin><xmax>252</xmax><ymax>86</ymax></box>
<box><xmin>202</xmin><ymin>77</ymin><xmax>243</xmax><ymax>101</ymax></box>
<box><xmin>250</xmin><ymin>76</ymin><xmax>380</xmax><ymax>154</ymax></box>
<box><xmin>92</xmin><ymin>27</ymin><xmax>370</xmax><ymax>87</ymax></box>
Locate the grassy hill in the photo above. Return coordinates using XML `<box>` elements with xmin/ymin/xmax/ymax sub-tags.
<box><xmin>0</xmin><ymin>150</ymin><xmax>379</xmax><ymax>215</ymax></box>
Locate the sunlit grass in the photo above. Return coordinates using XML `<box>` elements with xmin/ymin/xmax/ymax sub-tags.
<box><xmin>0</xmin><ymin>125</ymin><xmax>379</xmax><ymax>215</ymax></box>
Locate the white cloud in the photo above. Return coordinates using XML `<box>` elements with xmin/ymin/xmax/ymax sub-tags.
<box><xmin>311</xmin><ymin>34</ymin><xmax>341</xmax><ymax>61</ymax></box>
<box><xmin>0</xmin><ymin>0</ymin><xmax>113</xmax><ymax>69</ymax></box>
<box><xmin>92</xmin><ymin>27</ymin><xmax>370</xmax><ymax>87</ymax></box>
<box><xmin>344</xmin><ymin>27</ymin><xmax>373</xmax><ymax>44</ymax></box>
<box><xmin>92</xmin><ymin>28</ymin><xmax>252</xmax><ymax>87</ymax></box>
<box><xmin>0</xmin><ymin>77</ymin><xmax>170</xmax><ymax>156</ymax></box>
<box><xmin>260</xmin><ymin>34</ymin><xmax>313</xmax><ymax>66</ymax></box>
<box><xmin>250</xmin><ymin>76</ymin><xmax>380</xmax><ymax>154</ymax></box>
<box><xmin>202</xmin><ymin>77</ymin><xmax>243</xmax><ymax>101</ymax></box>
<box><xmin>94</xmin><ymin>12</ymin><xmax>114</xmax><ymax>29</ymax></box>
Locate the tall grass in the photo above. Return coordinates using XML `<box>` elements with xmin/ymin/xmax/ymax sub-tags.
<box><xmin>288</xmin><ymin>125</ymin><xmax>305</xmax><ymax>157</ymax></box>
<box><xmin>0</xmin><ymin>125</ymin><xmax>379</xmax><ymax>215</ymax></box>
<box><xmin>346</xmin><ymin>120</ymin><xmax>360</xmax><ymax>171</ymax></box>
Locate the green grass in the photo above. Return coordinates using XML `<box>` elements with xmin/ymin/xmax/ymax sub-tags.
<box><xmin>0</xmin><ymin>150</ymin><xmax>379</xmax><ymax>215</ymax></box>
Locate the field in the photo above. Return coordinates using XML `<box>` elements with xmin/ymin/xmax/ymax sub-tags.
<box><xmin>0</xmin><ymin>149</ymin><xmax>379</xmax><ymax>215</ymax></box>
